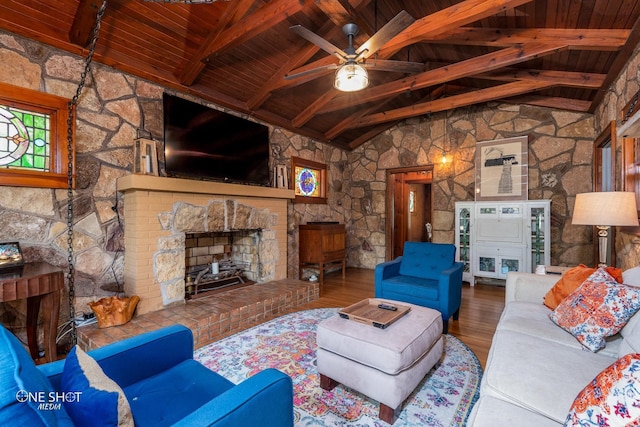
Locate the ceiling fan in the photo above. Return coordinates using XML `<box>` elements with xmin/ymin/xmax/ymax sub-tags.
<box><xmin>285</xmin><ymin>10</ymin><xmax>425</xmax><ymax>92</ymax></box>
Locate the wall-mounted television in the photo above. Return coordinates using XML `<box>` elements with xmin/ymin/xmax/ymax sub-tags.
<box><xmin>163</xmin><ymin>93</ymin><xmax>271</xmax><ymax>186</ymax></box>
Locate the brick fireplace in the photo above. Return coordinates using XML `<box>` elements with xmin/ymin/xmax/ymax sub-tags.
<box><xmin>117</xmin><ymin>175</ymin><xmax>294</xmax><ymax>315</ymax></box>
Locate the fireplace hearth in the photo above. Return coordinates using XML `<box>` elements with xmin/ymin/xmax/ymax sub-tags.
<box><xmin>118</xmin><ymin>175</ymin><xmax>294</xmax><ymax>315</ymax></box>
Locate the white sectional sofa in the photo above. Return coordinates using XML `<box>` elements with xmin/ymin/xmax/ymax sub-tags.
<box><xmin>467</xmin><ymin>270</ymin><xmax>640</xmax><ymax>426</ymax></box>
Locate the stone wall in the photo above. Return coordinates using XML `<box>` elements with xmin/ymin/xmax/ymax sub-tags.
<box><xmin>0</xmin><ymin>29</ymin><xmax>349</xmax><ymax>320</ymax></box>
<box><xmin>349</xmin><ymin>105</ymin><xmax>597</xmax><ymax>269</ymax></box>
<box><xmin>1</xmin><ymin>24</ymin><xmax>636</xmax><ymax>326</ymax></box>
<box><xmin>594</xmin><ymin>43</ymin><xmax>640</xmax><ymax>270</ymax></box>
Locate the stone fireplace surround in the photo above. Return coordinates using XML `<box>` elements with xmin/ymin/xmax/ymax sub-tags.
<box><xmin>117</xmin><ymin>175</ymin><xmax>294</xmax><ymax>315</ymax></box>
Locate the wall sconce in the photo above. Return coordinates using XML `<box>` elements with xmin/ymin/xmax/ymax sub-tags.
<box><xmin>441</xmin><ymin>150</ymin><xmax>447</xmax><ymax>164</ymax></box>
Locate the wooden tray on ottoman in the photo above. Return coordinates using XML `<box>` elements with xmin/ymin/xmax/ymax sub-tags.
<box><xmin>338</xmin><ymin>298</ymin><xmax>411</xmax><ymax>329</ymax></box>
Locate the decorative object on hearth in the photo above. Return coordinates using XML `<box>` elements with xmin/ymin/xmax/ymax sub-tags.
<box><xmin>194</xmin><ymin>308</ymin><xmax>482</xmax><ymax>427</ymax></box>
<box><xmin>285</xmin><ymin>11</ymin><xmax>424</xmax><ymax>92</ymax></box>
<box><xmin>571</xmin><ymin>191</ymin><xmax>639</xmax><ymax>267</ymax></box>
<box><xmin>274</xmin><ymin>164</ymin><xmax>288</xmax><ymax>188</ymax></box>
<box><xmin>133</xmin><ymin>138</ymin><xmax>158</xmax><ymax>175</ymax></box>
<box><xmin>0</xmin><ymin>241</ymin><xmax>24</xmax><ymax>270</ymax></box>
<box><xmin>88</xmin><ymin>295</ymin><xmax>140</xmax><ymax>328</ymax></box>
<box><xmin>186</xmin><ymin>259</ymin><xmax>250</xmax><ymax>299</ymax></box>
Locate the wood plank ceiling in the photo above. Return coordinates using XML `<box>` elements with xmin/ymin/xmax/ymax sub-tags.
<box><xmin>1</xmin><ymin>0</ymin><xmax>639</xmax><ymax>150</ymax></box>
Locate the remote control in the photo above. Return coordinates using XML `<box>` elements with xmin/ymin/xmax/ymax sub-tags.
<box><xmin>378</xmin><ymin>303</ymin><xmax>397</xmax><ymax>311</ymax></box>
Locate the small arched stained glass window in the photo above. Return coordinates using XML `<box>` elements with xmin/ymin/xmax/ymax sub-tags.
<box><xmin>0</xmin><ymin>105</ymin><xmax>50</xmax><ymax>172</ymax></box>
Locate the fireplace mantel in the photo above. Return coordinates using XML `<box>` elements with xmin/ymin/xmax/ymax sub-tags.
<box><xmin>117</xmin><ymin>174</ymin><xmax>295</xmax><ymax>199</ymax></box>
<box><xmin>116</xmin><ymin>174</ymin><xmax>293</xmax><ymax>315</ymax></box>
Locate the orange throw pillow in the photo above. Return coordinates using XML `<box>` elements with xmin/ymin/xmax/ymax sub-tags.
<box><xmin>543</xmin><ymin>264</ymin><xmax>623</xmax><ymax>309</ymax></box>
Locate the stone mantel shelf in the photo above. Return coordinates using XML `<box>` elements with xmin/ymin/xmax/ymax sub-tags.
<box><xmin>117</xmin><ymin>174</ymin><xmax>295</xmax><ymax>199</ymax></box>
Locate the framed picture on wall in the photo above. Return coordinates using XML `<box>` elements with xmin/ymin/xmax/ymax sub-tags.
<box><xmin>475</xmin><ymin>136</ymin><xmax>528</xmax><ymax>201</ymax></box>
<box><xmin>0</xmin><ymin>242</ymin><xmax>24</xmax><ymax>270</ymax></box>
<box><xmin>291</xmin><ymin>156</ymin><xmax>327</xmax><ymax>204</ymax></box>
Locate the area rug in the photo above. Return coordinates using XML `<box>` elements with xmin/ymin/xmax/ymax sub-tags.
<box><xmin>194</xmin><ymin>308</ymin><xmax>482</xmax><ymax>426</ymax></box>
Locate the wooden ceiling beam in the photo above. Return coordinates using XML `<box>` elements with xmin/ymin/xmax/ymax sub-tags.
<box><xmin>588</xmin><ymin>12</ymin><xmax>640</xmax><ymax>113</ymax></box>
<box><xmin>69</xmin><ymin>0</ymin><xmax>103</xmax><ymax>47</ymax></box>
<box><xmin>500</xmin><ymin>95</ymin><xmax>592</xmax><ymax>112</ymax></box>
<box><xmin>325</xmin><ymin>97</ymin><xmax>396</xmax><ymax>140</ymax></box>
<box><xmin>426</xmin><ymin>28</ymin><xmax>630</xmax><ymax>50</ymax></box>
<box><xmin>348</xmin><ymin>123</ymin><xmax>397</xmax><ymax>149</ymax></box>
<box><xmin>292</xmin><ymin>90</ymin><xmax>338</xmax><ymax>128</ymax></box>
<box><xmin>334</xmin><ymin>86</ymin><xmax>448</xmax><ymax>144</ymax></box>
<box><xmin>377</xmin><ymin>0</ymin><xmax>536</xmax><ymax>57</ymax></box>
<box><xmin>478</xmin><ymin>69</ymin><xmax>606</xmax><ymax>88</ymax></box>
<box><xmin>178</xmin><ymin>0</ymin><xmax>254</xmax><ymax>86</ymax></box>
<box><xmin>276</xmin><ymin>27</ymin><xmax>624</xmax><ymax>92</ymax></box>
<box><xmin>246</xmin><ymin>44</ymin><xmax>328</xmax><ymax>110</ymax></box>
<box><xmin>321</xmin><ymin>43</ymin><xmax>567</xmax><ymax>114</ymax></box>
<box><xmin>315</xmin><ymin>0</ymin><xmax>373</xmax><ymax>35</ymax></box>
<box><xmin>199</xmin><ymin>0</ymin><xmax>314</xmax><ymax>66</ymax></box>
<box><xmin>246</xmin><ymin>24</ymin><xmax>340</xmax><ymax>110</ymax></box>
<box><xmin>247</xmin><ymin>0</ymin><xmax>370</xmax><ymax>110</ymax></box>
<box><xmin>352</xmin><ymin>80</ymin><xmax>555</xmax><ymax>128</ymax></box>
<box><xmin>291</xmin><ymin>0</ymin><xmax>536</xmax><ymax>128</ymax></box>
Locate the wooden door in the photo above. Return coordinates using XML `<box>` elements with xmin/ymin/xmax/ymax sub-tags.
<box><xmin>386</xmin><ymin>167</ymin><xmax>434</xmax><ymax>260</ymax></box>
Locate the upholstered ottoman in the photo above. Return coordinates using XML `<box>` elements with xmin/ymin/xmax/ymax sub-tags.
<box><xmin>316</xmin><ymin>299</ymin><xmax>444</xmax><ymax>424</ymax></box>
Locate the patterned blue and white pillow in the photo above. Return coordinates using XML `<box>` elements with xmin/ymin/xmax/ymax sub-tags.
<box><xmin>61</xmin><ymin>346</ymin><xmax>133</xmax><ymax>427</ymax></box>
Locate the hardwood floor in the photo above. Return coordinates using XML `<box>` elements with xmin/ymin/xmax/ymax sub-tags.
<box><xmin>297</xmin><ymin>268</ymin><xmax>506</xmax><ymax>368</ymax></box>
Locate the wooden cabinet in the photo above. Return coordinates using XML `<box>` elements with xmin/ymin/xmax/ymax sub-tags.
<box><xmin>299</xmin><ymin>223</ymin><xmax>346</xmax><ymax>285</ymax></box>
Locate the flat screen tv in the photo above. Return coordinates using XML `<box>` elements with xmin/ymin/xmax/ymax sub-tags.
<box><xmin>163</xmin><ymin>93</ymin><xmax>271</xmax><ymax>186</ymax></box>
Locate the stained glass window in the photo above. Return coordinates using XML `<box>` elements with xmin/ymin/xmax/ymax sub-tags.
<box><xmin>294</xmin><ymin>166</ymin><xmax>320</xmax><ymax>197</ymax></box>
<box><xmin>290</xmin><ymin>156</ymin><xmax>327</xmax><ymax>204</ymax></box>
<box><xmin>0</xmin><ymin>105</ymin><xmax>50</xmax><ymax>172</ymax></box>
<box><xmin>0</xmin><ymin>81</ymin><xmax>73</xmax><ymax>189</ymax></box>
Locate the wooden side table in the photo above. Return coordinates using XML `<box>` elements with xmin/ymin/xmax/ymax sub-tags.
<box><xmin>0</xmin><ymin>262</ymin><xmax>64</xmax><ymax>363</ymax></box>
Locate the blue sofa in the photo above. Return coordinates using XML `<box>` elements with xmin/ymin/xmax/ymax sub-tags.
<box><xmin>375</xmin><ymin>241</ymin><xmax>464</xmax><ymax>333</ymax></box>
<box><xmin>0</xmin><ymin>324</ymin><xmax>293</xmax><ymax>426</ymax></box>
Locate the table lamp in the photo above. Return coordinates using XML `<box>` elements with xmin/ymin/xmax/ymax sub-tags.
<box><xmin>572</xmin><ymin>191</ymin><xmax>639</xmax><ymax>266</ymax></box>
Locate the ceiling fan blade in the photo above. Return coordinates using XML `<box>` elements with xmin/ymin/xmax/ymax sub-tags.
<box><xmin>364</xmin><ymin>59</ymin><xmax>425</xmax><ymax>74</ymax></box>
<box><xmin>290</xmin><ymin>25</ymin><xmax>347</xmax><ymax>60</ymax></box>
<box><xmin>355</xmin><ymin>10</ymin><xmax>414</xmax><ymax>59</ymax></box>
<box><xmin>284</xmin><ymin>63</ymin><xmax>338</xmax><ymax>80</ymax></box>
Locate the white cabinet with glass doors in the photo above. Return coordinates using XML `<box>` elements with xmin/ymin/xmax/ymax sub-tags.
<box><xmin>454</xmin><ymin>200</ymin><xmax>550</xmax><ymax>283</ymax></box>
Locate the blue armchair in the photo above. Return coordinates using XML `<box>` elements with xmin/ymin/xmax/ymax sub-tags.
<box><xmin>375</xmin><ymin>241</ymin><xmax>464</xmax><ymax>333</ymax></box>
<box><xmin>0</xmin><ymin>323</ymin><xmax>293</xmax><ymax>427</ymax></box>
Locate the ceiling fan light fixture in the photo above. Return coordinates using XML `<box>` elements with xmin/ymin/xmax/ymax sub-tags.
<box><xmin>334</xmin><ymin>63</ymin><xmax>369</xmax><ymax>92</ymax></box>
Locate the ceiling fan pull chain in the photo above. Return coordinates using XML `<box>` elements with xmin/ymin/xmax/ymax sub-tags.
<box><xmin>65</xmin><ymin>0</ymin><xmax>108</xmax><ymax>347</ymax></box>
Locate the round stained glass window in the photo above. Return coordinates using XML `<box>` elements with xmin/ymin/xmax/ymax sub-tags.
<box><xmin>297</xmin><ymin>168</ymin><xmax>317</xmax><ymax>196</ymax></box>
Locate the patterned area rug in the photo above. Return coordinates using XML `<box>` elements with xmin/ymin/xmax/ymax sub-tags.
<box><xmin>194</xmin><ymin>308</ymin><xmax>482</xmax><ymax>426</ymax></box>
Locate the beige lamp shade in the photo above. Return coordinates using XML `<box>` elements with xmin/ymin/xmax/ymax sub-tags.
<box><xmin>572</xmin><ymin>191</ymin><xmax>639</xmax><ymax>226</ymax></box>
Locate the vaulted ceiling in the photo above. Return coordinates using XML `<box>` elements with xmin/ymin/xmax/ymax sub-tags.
<box><xmin>1</xmin><ymin>0</ymin><xmax>640</xmax><ymax>151</ymax></box>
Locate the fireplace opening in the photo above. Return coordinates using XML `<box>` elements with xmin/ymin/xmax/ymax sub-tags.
<box><xmin>184</xmin><ymin>230</ymin><xmax>261</xmax><ymax>299</ymax></box>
